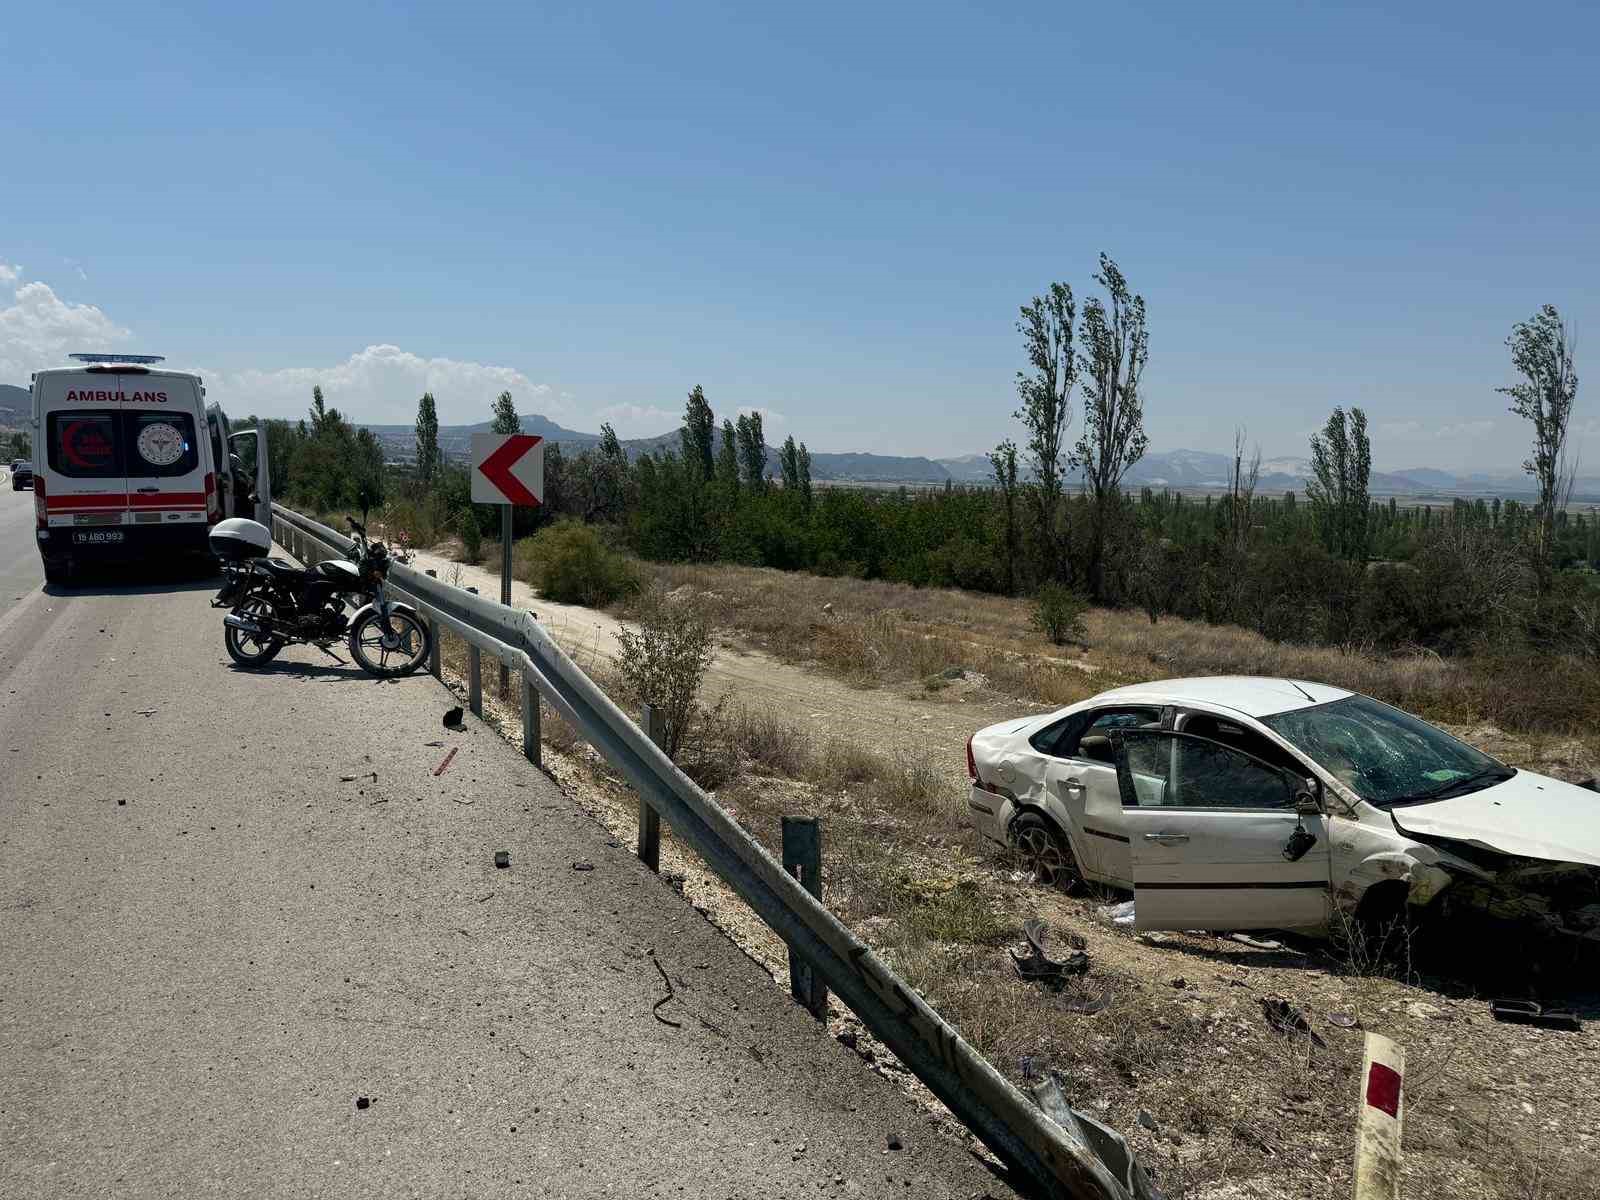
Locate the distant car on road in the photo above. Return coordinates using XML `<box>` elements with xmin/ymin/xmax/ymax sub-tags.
<box><xmin>967</xmin><ymin>676</ymin><xmax>1600</xmax><ymax>946</ymax></box>
<box><xmin>10</xmin><ymin>460</ymin><xmax>31</xmax><ymax>491</ymax></box>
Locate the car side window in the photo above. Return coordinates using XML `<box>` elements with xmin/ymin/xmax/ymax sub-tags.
<box><xmin>1064</xmin><ymin>707</ymin><xmax>1161</xmax><ymax>764</ymax></box>
<box><xmin>1116</xmin><ymin>731</ymin><xmax>1295</xmax><ymax>809</ymax></box>
<box><xmin>1179</xmin><ymin>713</ymin><xmax>1308</xmax><ymax>777</ymax></box>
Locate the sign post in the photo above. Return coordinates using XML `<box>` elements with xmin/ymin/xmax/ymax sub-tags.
<box><xmin>470</xmin><ymin>433</ymin><xmax>545</xmax><ymax>696</ymax></box>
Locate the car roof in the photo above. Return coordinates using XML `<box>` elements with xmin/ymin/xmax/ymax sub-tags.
<box><xmin>1086</xmin><ymin>676</ymin><xmax>1353</xmax><ymax>719</ymax></box>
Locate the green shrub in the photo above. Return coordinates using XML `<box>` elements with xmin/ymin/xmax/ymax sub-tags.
<box><xmin>526</xmin><ymin>520</ymin><xmax>637</xmax><ymax>606</ymax></box>
<box><xmin>459</xmin><ymin>508</ymin><xmax>484</xmax><ymax>563</ymax></box>
<box><xmin>615</xmin><ymin>584</ymin><xmax>716</xmax><ymax>758</ymax></box>
<box><xmin>1032</xmin><ymin>582</ymin><xmax>1088</xmax><ymax>646</ymax></box>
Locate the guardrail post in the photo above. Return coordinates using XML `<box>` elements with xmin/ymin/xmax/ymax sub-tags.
<box><xmin>637</xmin><ymin>704</ymin><xmax>663</xmax><ymax>872</ymax></box>
<box><xmin>521</xmin><ymin>670</ymin><xmax>541</xmax><ymax>767</ymax></box>
<box><xmin>428</xmin><ymin>617</ymin><xmax>442</xmax><ymax>679</ymax></box>
<box><xmin>468</xmin><ymin>645</ymin><xmax>483</xmax><ymax>716</ymax></box>
<box><xmin>782</xmin><ymin>817</ymin><xmax>828</xmax><ymax>1020</ymax></box>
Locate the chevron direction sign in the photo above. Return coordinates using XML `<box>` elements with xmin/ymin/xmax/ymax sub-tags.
<box><xmin>470</xmin><ymin>433</ymin><xmax>544</xmax><ymax>506</ymax></box>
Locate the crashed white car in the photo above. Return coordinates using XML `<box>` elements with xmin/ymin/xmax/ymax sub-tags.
<box><xmin>966</xmin><ymin>677</ymin><xmax>1600</xmax><ymax>943</ymax></box>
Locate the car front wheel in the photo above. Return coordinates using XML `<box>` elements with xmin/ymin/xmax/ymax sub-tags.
<box><xmin>1011</xmin><ymin>812</ymin><xmax>1081</xmax><ymax>892</ymax></box>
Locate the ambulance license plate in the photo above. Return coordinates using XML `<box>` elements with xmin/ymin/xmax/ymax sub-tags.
<box><xmin>72</xmin><ymin>530</ymin><xmax>125</xmax><ymax>545</ymax></box>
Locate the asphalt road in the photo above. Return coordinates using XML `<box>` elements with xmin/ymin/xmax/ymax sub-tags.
<box><xmin>0</xmin><ymin>495</ymin><xmax>1008</xmax><ymax>1199</ymax></box>
<box><xmin>0</xmin><ymin>477</ymin><xmax>42</xmax><ymax>617</ymax></box>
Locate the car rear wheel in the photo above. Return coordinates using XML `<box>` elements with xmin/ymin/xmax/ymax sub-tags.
<box><xmin>1012</xmin><ymin>812</ymin><xmax>1081</xmax><ymax>891</ymax></box>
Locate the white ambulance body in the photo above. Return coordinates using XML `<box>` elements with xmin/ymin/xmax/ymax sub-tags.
<box><xmin>30</xmin><ymin>355</ymin><xmax>271</xmax><ymax>584</ymax></box>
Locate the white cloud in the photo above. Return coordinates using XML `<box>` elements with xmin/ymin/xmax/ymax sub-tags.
<box><xmin>209</xmin><ymin>344</ymin><xmax>558</xmax><ymax>425</ymax></box>
<box><xmin>1378</xmin><ymin>420</ymin><xmax>1423</xmax><ymax>437</ymax></box>
<box><xmin>595</xmin><ymin>403</ymin><xmax>678</xmax><ymax>436</ymax></box>
<box><xmin>1438</xmin><ymin>419</ymin><xmax>1494</xmax><ymax>438</ymax></box>
<box><xmin>0</xmin><ymin>267</ymin><xmax>132</xmax><ymax>382</ymax></box>
<box><xmin>738</xmin><ymin>405</ymin><xmax>785</xmax><ymax>426</ymax></box>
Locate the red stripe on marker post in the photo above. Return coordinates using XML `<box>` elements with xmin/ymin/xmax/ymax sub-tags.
<box><xmin>1366</xmin><ymin>1061</ymin><xmax>1402</xmax><ymax>1119</ymax></box>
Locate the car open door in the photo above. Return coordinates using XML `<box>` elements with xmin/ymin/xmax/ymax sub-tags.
<box><xmin>228</xmin><ymin>427</ymin><xmax>271</xmax><ymax>526</ymax></box>
<box><xmin>1110</xmin><ymin>729</ymin><xmax>1331</xmax><ymax>932</ymax></box>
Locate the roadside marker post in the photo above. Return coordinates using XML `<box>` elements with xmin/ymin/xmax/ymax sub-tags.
<box><xmin>1353</xmin><ymin>1032</ymin><xmax>1405</xmax><ymax>1200</ymax></box>
<box><xmin>470</xmin><ymin>432</ymin><xmax>544</xmax><ymax>702</ymax></box>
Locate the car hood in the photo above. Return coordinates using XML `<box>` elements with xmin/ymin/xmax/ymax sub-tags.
<box><xmin>1392</xmin><ymin>770</ymin><xmax>1600</xmax><ymax>868</ymax></box>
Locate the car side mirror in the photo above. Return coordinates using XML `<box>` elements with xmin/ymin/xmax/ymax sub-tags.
<box><xmin>1294</xmin><ymin>778</ymin><xmax>1321</xmax><ymax>814</ymax></box>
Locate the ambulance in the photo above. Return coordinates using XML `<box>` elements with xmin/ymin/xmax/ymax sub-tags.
<box><xmin>30</xmin><ymin>354</ymin><xmax>271</xmax><ymax>584</ymax></box>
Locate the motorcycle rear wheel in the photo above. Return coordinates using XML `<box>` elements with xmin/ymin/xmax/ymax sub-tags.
<box><xmin>348</xmin><ymin>609</ymin><xmax>429</xmax><ymax>678</ymax></box>
<box><xmin>224</xmin><ymin>595</ymin><xmax>285</xmax><ymax>668</ymax></box>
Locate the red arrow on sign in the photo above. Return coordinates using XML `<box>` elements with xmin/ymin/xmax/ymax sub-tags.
<box><xmin>476</xmin><ymin>435</ymin><xmax>543</xmax><ymax>506</ymax></box>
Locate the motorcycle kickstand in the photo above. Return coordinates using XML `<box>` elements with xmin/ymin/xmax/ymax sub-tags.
<box><xmin>316</xmin><ymin>642</ymin><xmax>350</xmax><ymax>665</ymax></box>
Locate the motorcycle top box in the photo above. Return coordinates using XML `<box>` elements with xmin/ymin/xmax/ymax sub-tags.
<box><xmin>210</xmin><ymin>517</ymin><xmax>272</xmax><ymax>560</ymax></box>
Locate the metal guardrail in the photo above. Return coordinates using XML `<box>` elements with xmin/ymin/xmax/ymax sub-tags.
<box><xmin>270</xmin><ymin>503</ymin><xmax>1154</xmax><ymax>1200</ymax></box>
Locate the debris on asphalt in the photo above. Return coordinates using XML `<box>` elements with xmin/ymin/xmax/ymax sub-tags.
<box><xmin>1229</xmin><ymin>933</ymin><xmax>1284</xmax><ymax>950</ymax></box>
<box><xmin>1261</xmin><ymin>996</ymin><xmax>1327</xmax><ymax>1048</ymax></box>
<box><xmin>339</xmin><ymin>771</ymin><xmax>379</xmax><ymax>783</ymax></box>
<box><xmin>572</xmin><ymin>861</ymin><xmax>595</xmax><ymax>871</ymax></box>
<box><xmin>886</xmin><ymin>1131</ymin><xmax>904</xmax><ymax>1151</ymax></box>
<box><xmin>117</xmin><ymin>799</ymin><xmax>126</xmax><ymax>806</ymax></box>
<box><xmin>1010</xmin><ymin>919</ymin><xmax>1089</xmax><ymax>987</ymax></box>
<box><xmin>443</xmin><ymin>706</ymin><xmax>464</xmax><ymax>729</ymax></box>
<box><xmin>423</xmin><ymin>740</ymin><xmax>445</xmax><ymax>747</ymax></box>
<box><xmin>648</xmin><ymin>950</ymin><xmax>682</xmax><ymax>1028</ymax></box>
<box><xmin>433</xmin><ymin>747</ymin><xmax>459</xmax><ymax>776</ymax></box>
<box><xmin>1490</xmin><ymin>999</ymin><xmax>1581</xmax><ymax>1031</ymax></box>
<box><xmin>355</xmin><ymin>1096</ymin><xmax>372</xmax><ymax>1110</ymax></box>
<box><xmin>494</xmin><ymin>850</ymin><xmax>510</xmax><ymax>869</ymax></box>
<box><xmin>135</xmin><ymin>709</ymin><xmax>157</xmax><ymax>717</ymax></box>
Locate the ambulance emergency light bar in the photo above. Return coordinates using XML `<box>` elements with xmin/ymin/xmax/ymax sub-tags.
<box><xmin>69</xmin><ymin>353</ymin><xmax>166</xmax><ymax>364</ymax></box>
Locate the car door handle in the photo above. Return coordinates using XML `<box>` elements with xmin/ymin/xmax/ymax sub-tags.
<box><xmin>1143</xmin><ymin>832</ymin><xmax>1189</xmax><ymax>844</ymax></box>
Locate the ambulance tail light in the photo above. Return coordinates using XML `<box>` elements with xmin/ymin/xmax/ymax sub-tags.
<box><xmin>34</xmin><ymin>475</ymin><xmax>47</xmax><ymax>529</ymax></box>
<box><xmin>204</xmin><ymin>472</ymin><xmax>221</xmax><ymax>524</ymax></box>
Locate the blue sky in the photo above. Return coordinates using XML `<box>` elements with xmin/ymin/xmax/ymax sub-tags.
<box><xmin>3</xmin><ymin>1</ymin><xmax>1595</xmax><ymax>470</ymax></box>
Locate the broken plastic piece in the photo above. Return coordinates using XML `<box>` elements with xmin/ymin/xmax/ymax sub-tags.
<box><xmin>443</xmin><ymin>706</ymin><xmax>464</xmax><ymax>729</ymax></box>
<box><xmin>1490</xmin><ymin>999</ymin><xmax>1581</xmax><ymax>1031</ymax></box>
<box><xmin>1261</xmin><ymin>996</ymin><xmax>1326</xmax><ymax>1048</ymax></box>
<box><xmin>1228</xmin><ymin>932</ymin><xmax>1284</xmax><ymax>950</ymax></box>
<box><xmin>494</xmin><ymin>850</ymin><xmax>510</xmax><ymax>869</ymax></box>
<box><xmin>1010</xmin><ymin>919</ymin><xmax>1089</xmax><ymax>986</ymax></box>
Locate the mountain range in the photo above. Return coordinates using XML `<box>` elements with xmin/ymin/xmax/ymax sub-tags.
<box><xmin>3</xmin><ymin>384</ymin><xmax>1594</xmax><ymax>501</ymax></box>
<box><xmin>361</xmin><ymin>412</ymin><xmax>1598</xmax><ymax>500</ymax></box>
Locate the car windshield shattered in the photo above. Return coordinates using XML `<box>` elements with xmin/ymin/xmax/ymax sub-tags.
<box><xmin>1262</xmin><ymin>695</ymin><xmax>1513</xmax><ymax>808</ymax></box>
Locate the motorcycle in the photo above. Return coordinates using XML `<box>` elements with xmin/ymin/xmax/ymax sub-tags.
<box><xmin>214</xmin><ymin>516</ymin><xmax>431</xmax><ymax>677</ymax></box>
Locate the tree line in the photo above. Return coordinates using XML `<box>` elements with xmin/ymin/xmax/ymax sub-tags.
<box><xmin>263</xmin><ymin>262</ymin><xmax>1591</xmax><ymax>661</ymax></box>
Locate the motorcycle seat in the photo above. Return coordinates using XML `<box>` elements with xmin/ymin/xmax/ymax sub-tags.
<box><xmin>253</xmin><ymin>557</ymin><xmax>310</xmax><ymax>582</ymax></box>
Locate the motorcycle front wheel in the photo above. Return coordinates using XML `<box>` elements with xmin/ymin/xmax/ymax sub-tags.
<box><xmin>224</xmin><ymin>595</ymin><xmax>285</xmax><ymax>668</ymax></box>
<box><xmin>348</xmin><ymin>608</ymin><xmax>430</xmax><ymax>678</ymax></box>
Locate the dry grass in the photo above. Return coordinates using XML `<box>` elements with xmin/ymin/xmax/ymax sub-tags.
<box><xmin>635</xmin><ymin>557</ymin><xmax>1600</xmax><ymax>746</ymax></box>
